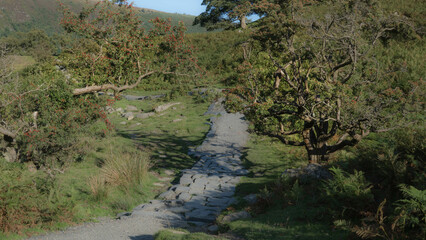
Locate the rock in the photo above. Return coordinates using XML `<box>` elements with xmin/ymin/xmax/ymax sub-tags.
<box><xmin>174</xmin><ymin>186</ymin><xmax>191</xmax><ymax>195</ymax></box>
<box><xmin>204</xmin><ymin>189</ymin><xmax>234</xmax><ymax>198</ymax></box>
<box><xmin>172</xmin><ymin>118</ymin><xmax>183</xmax><ymax>123</ymax></box>
<box><xmin>158</xmin><ymin>190</ymin><xmax>176</xmax><ymax>200</ymax></box>
<box><xmin>281</xmin><ymin>163</ymin><xmax>332</xmax><ymax>180</ymax></box>
<box><xmin>185</xmin><ymin>209</ymin><xmax>217</xmax><ymax>222</ymax></box>
<box><xmin>303</xmin><ymin>163</ymin><xmax>332</xmax><ymax>179</ymax></box>
<box><xmin>222</xmin><ymin>211</ymin><xmax>251</xmax><ymax>223</ymax></box>
<box><xmin>168</xmin><ymin>206</ymin><xmax>191</xmax><ymax>214</ymax></box>
<box><xmin>180</xmin><ymin>175</ymin><xmax>194</xmax><ymax>186</ymax></box>
<box><xmin>165</xmin><ymin>199</ymin><xmax>184</xmax><ymax>207</ymax></box>
<box><xmin>243</xmin><ymin>194</ymin><xmax>257</xmax><ymax>205</ymax></box>
<box><xmin>189</xmin><ymin>181</ymin><xmax>206</xmax><ymax>195</ymax></box>
<box><xmin>116</xmin><ymin>107</ymin><xmax>124</xmax><ymax>113</ymax></box>
<box><xmin>126</xmin><ymin>105</ymin><xmax>138</xmax><ymax>111</ymax></box>
<box><xmin>3</xmin><ymin>147</ymin><xmax>18</xmax><ymax>163</ymax></box>
<box><xmin>105</xmin><ymin>106</ymin><xmax>115</xmax><ymax>114</ymax></box>
<box><xmin>178</xmin><ymin>192</ymin><xmax>192</xmax><ymax>202</ymax></box>
<box><xmin>120</xmin><ymin>121</ymin><xmax>127</xmax><ymax>125</ymax></box>
<box><xmin>207</xmin><ymin>225</ymin><xmax>219</xmax><ymax>233</ymax></box>
<box><xmin>164</xmin><ymin>169</ymin><xmax>174</xmax><ymax>176</ymax></box>
<box><xmin>206</xmin><ymin>197</ymin><xmax>232</xmax><ymax>207</ymax></box>
<box><xmin>154</xmin><ymin>102</ymin><xmax>181</xmax><ymax>113</ymax></box>
<box><xmin>140</xmin><ymin>202</ymin><xmax>167</xmax><ymax>212</ymax></box>
<box><xmin>135</xmin><ymin>112</ymin><xmax>155</xmax><ymax>119</ymax></box>
<box><xmin>123</xmin><ymin>112</ymin><xmax>135</xmax><ymax>120</ymax></box>
<box><xmin>116</xmin><ymin>212</ymin><xmax>131</xmax><ymax>219</ymax></box>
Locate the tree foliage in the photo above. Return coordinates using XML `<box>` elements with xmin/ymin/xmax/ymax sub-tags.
<box><xmin>227</xmin><ymin>0</ymin><xmax>425</xmax><ymax>162</ymax></box>
<box><xmin>59</xmin><ymin>0</ymin><xmax>200</xmax><ymax>95</ymax></box>
<box><xmin>194</xmin><ymin>0</ymin><xmax>261</xmax><ymax>30</ymax></box>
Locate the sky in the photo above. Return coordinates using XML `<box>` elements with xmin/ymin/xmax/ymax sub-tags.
<box><xmin>131</xmin><ymin>0</ymin><xmax>206</xmax><ymax>16</ymax></box>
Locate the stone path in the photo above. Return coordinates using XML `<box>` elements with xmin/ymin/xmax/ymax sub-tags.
<box><xmin>29</xmin><ymin>100</ymin><xmax>249</xmax><ymax>240</ymax></box>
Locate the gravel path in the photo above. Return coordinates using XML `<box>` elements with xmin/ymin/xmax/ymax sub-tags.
<box><xmin>29</xmin><ymin>100</ymin><xmax>249</xmax><ymax>240</ymax></box>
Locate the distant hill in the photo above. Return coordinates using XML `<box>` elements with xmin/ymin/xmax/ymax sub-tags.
<box><xmin>0</xmin><ymin>0</ymin><xmax>206</xmax><ymax>37</ymax></box>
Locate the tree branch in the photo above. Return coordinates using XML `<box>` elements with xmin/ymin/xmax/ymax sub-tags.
<box><xmin>0</xmin><ymin>127</ymin><xmax>16</xmax><ymax>139</ymax></box>
<box><xmin>264</xmin><ymin>131</ymin><xmax>305</xmax><ymax>146</ymax></box>
<box><xmin>73</xmin><ymin>71</ymin><xmax>155</xmax><ymax>95</ymax></box>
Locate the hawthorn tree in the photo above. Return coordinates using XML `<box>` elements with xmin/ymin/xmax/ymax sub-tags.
<box><xmin>59</xmin><ymin>0</ymin><xmax>200</xmax><ymax>96</ymax></box>
<box><xmin>194</xmin><ymin>0</ymin><xmax>261</xmax><ymax>30</ymax></box>
<box><xmin>1</xmin><ymin>0</ymin><xmax>201</xmax><ymax>165</ymax></box>
<box><xmin>228</xmin><ymin>0</ymin><xmax>424</xmax><ymax>163</ymax></box>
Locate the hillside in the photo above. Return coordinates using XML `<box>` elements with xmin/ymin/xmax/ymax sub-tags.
<box><xmin>0</xmin><ymin>0</ymin><xmax>206</xmax><ymax>37</ymax></box>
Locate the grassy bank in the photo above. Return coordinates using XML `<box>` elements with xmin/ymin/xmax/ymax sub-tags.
<box><xmin>0</xmin><ymin>90</ymin><xmax>213</xmax><ymax>239</ymax></box>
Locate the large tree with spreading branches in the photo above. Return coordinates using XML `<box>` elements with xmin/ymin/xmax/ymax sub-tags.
<box><xmin>194</xmin><ymin>0</ymin><xmax>262</xmax><ymax>30</ymax></box>
<box><xmin>0</xmin><ymin>0</ymin><xmax>200</xmax><ymax>164</ymax></box>
<box><xmin>228</xmin><ymin>0</ymin><xmax>424</xmax><ymax>163</ymax></box>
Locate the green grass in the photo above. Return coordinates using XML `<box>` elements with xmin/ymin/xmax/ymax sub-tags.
<box><xmin>111</xmin><ymin>92</ymin><xmax>212</xmax><ymax>172</ymax></box>
<box><xmin>7</xmin><ymin>55</ymin><xmax>36</xmax><ymax>72</ymax></box>
<box><xmin>220</xmin><ymin>134</ymin><xmax>350</xmax><ymax>240</ymax></box>
<box><xmin>236</xmin><ymin>134</ymin><xmax>307</xmax><ymax>196</ymax></box>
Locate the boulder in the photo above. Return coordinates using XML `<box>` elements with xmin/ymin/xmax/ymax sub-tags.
<box><xmin>135</xmin><ymin>112</ymin><xmax>155</xmax><ymax>119</ymax></box>
<box><xmin>243</xmin><ymin>194</ymin><xmax>257</xmax><ymax>205</ymax></box>
<box><xmin>126</xmin><ymin>105</ymin><xmax>138</xmax><ymax>111</ymax></box>
<box><xmin>154</xmin><ymin>102</ymin><xmax>181</xmax><ymax>113</ymax></box>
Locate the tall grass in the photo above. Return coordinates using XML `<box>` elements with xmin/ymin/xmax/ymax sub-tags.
<box><xmin>101</xmin><ymin>151</ymin><xmax>150</xmax><ymax>187</ymax></box>
<box><xmin>89</xmin><ymin>149</ymin><xmax>151</xmax><ymax>200</ymax></box>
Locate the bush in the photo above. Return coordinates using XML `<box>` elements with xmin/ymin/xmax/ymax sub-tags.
<box><xmin>321</xmin><ymin>167</ymin><xmax>374</xmax><ymax>218</ymax></box>
<box><xmin>394</xmin><ymin>185</ymin><xmax>426</xmax><ymax>232</ymax></box>
<box><xmin>0</xmin><ymin>162</ymin><xmax>72</xmax><ymax>234</ymax></box>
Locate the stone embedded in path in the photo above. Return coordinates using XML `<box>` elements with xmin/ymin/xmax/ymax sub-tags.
<box><xmin>178</xmin><ymin>192</ymin><xmax>192</xmax><ymax>202</ymax></box>
<box><xmin>158</xmin><ymin>190</ymin><xmax>176</xmax><ymax>200</ymax></box>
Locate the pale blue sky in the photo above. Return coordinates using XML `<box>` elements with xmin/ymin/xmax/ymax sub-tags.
<box><xmin>131</xmin><ymin>0</ymin><xmax>206</xmax><ymax>16</ymax></box>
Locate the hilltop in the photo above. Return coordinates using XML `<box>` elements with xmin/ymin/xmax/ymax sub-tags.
<box><xmin>0</xmin><ymin>0</ymin><xmax>206</xmax><ymax>37</ymax></box>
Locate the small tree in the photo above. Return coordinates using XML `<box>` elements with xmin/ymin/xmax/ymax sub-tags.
<box><xmin>59</xmin><ymin>0</ymin><xmax>200</xmax><ymax>96</ymax></box>
<box><xmin>194</xmin><ymin>0</ymin><xmax>261</xmax><ymax>30</ymax></box>
<box><xmin>229</xmin><ymin>0</ymin><xmax>423</xmax><ymax>163</ymax></box>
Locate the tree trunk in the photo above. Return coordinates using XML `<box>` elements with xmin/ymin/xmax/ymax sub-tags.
<box><xmin>306</xmin><ymin>141</ymin><xmax>329</xmax><ymax>163</ymax></box>
<box><xmin>240</xmin><ymin>16</ymin><xmax>247</xmax><ymax>29</ymax></box>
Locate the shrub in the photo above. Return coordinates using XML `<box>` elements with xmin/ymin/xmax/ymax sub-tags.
<box><xmin>0</xmin><ymin>162</ymin><xmax>72</xmax><ymax>234</ymax></box>
<box><xmin>321</xmin><ymin>167</ymin><xmax>374</xmax><ymax>217</ymax></box>
<box><xmin>394</xmin><ymin>185</ymin><xmax>426</xmax><ymax>232</ymax></box>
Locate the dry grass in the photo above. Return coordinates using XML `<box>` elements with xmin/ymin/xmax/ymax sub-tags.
<box><xmin>88</xmin><ymin>175</ymin><xmax>108</xmax><ymax>201</ymax></box>
<box><xmin>101</xmin><ymin>150</ymin><xmax>150</xmax><ymax>187</ymax></box>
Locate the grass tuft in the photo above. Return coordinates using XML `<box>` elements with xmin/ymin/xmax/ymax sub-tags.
<box><xmin>101</xmin><ymin>150</ymin><xmax>151</xmax><ymax>187</ymax></box>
